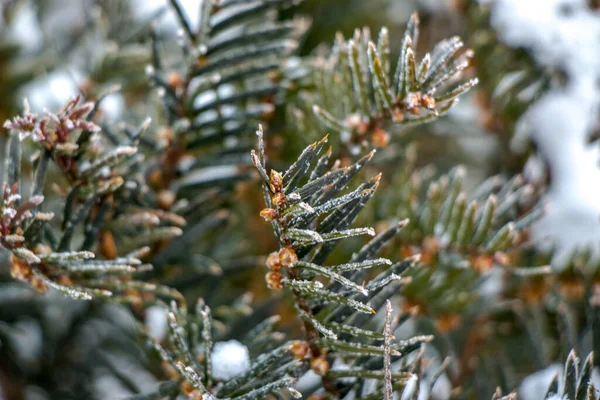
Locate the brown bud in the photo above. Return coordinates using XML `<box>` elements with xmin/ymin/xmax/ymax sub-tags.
<box><xmin>260</xmin><ymin>94</ymin><xmax>275</xmax><ymax>105</ymax></box>
<box><xmin>311</xmin><ymin>355</ymin><xmax>330</xmax><ymax>376</ymax></box>
<box><xmin>58</xmin><ymin>275</ymin><xmax>73</xmax><ymax>287</ymax></box>
<box><xmin>421</xmin><ymin>236</ymin><xmax>439</xmax><ymax>265</ymax></box>
<box><xmin>166</xmin><ymin>71</ymin><xmax>184</xmax><ymax>90</ymax></box>
<box><xmin>391</xmin><ymin>107</ymin><xmax>405</xmax><ymax>122</ymax></box>
<box><xmin>10</xmin><ymin>254</ymin><xmax>32</xmax><ymax>281</ymax></box>
<box><xmin>162</xmin><ymin>360</ymin><xmax>180</xmax><ymax>379</ymax></box>
<box><xmin>269</xmin><ymin>170</ymin><xmax>284</xmax><ymax>193</ymax></box>
<box><xmin>157</xmin><ymin>190</ymin><xmax>176</xmax><ymax>210</ymax></box>
<box><xmin>266</xmin><ymin>251</ymin><xmax>281</xmax><ymax>271</ymax></box>
<box><xmin>99</xmin><ymin>230</ymin><xmax>118</xmax><ymax>260</ymax></box>
<box><xmin>149</xmin><ymin>169</ymin><xmax>163</xmax><ymax>187</ymax></box>
<box><xmin>371</xmin><ymin>127</ymin><xmax>390</xmax><ymax>148</ymax></box>
<box><xmin>266</xmin><ymin>271</ymin><xmax>283</xmax><ymax>290</ymax></box>
<box><xmin>420</xmin><ymin>94</ymin><xmax>436</xmax><ymax>110</ymax></box>
<box><xmin>188</xmin><ymin>390</ymin><xmax>204</xmax><ymax>400</ymax></box>
<box><xmin>267</xmin><ymin>70</ymin><xmax>282</xmax><ymax>83</ymax></box>
<box><xmin>471</xmin><ymin>254</ymin><xmax>494</xmax><ymax>273</ymax></box>
<box><xmin>404</xmin><ymin>92</ymin><xmax>421</xmax><ymax>115</ymax></box>
<box><xmin>435</xmin><ymin>314</ymin><xmax>461</xmax><ymax>333</ymax></box>
<box><xmin>356</xmin><ymin>121</ymin><xmax>369</xmax><ymax>135</ymax></box>
<box><xmin>398</xmin><ymin>245</ymin><xmax>414</xmax><ymax>260</ymax></box>
<box><xmin>180</xmin><ymin>380</ymin><xmax>194</xmax><ymax>395</ymax></box>
<box><xmin>290</xmin><ymin>340</ymin><xmax>310</xmax><ymax>359</ymax></box>
<box><xmin>197</xmin><ymin>56</ymin><xmax>208</xmax><ymax>67</ymax></box>
<box><xmin>407</xmin><ymin>107</ymin><xmax>421</xmax><ymax>115</ymax></box>
<box><xmin>157</xmin><ymin>127</ymin><xmax>174</xmax><ymax>144</ymax></box>
<box><xmin>272</xmin><ymin>192</ymin><xmax>286</xmax><ymax>207</ymax></box>
<box><xmin>422</xmin><ymin>236</ymin><xmax>439</xmax><ymax>251</ymax></box>
<box><xmin>31</xmin><ymin>275</ymin><xmax>48</xmax><ymax>294</ymax></box>
<box><xmin>260</xmin><ymin>208</ymin><xmax>278</xmax><ymax>221</ymax></box>
<box><xmin>279</xmin><ymin>247</ymin><xmax>298</xmax><ymax>268</ymax></box>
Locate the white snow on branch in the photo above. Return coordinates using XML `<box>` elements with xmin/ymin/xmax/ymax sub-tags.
<box><xmin>144</xmin><ymin>305</ymin><xmax>168</xmax><ymax>342</ymax></box>
<box><xmin>211</xmin><ymin>340</ymin><xmax>251</xmax><ymax>381</ymax></box>
<box><xmin>518</xmin><ymin>363</ymin><xmax>562</xmax><ymax>400</ymax></box>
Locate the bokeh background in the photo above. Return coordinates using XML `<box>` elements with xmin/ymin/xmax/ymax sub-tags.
<box><xmin>1</xmin><ymin>0</ymin><xmax>600</xmax><ymax>399</ymax></box>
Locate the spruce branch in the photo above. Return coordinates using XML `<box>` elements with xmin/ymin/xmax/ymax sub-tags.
<box><xmin>254</xmin><ymin>128</ymin><xmax>425</xmax><ymax>397</ymax></box>
<box><xmin>540</xmin><ymin>350</ymin><xmax>595</xmax><ymax>400</ymax></box>
<box><xmin>376</xmin><ymin>148</ymin><xmax>545</xmax><ymax>323</ymax></box>
<box><xmin>306</xmin><ymin>13</ymin><xmax>477</xmax><ymax>152</ymax></box>
<box><xmin>141</xmin><ymin>0</ymin><xmax>309</xmax><ymax>272</ymax></box>
<box><xmin>1</xmin><ymin>97</ymin><xmax>184</xmax><ymax>306</ymax></box>
<box><xmin>143</xmin><ymin>300</ymin><xmax>305</xmax><ymax>399</ymax></box>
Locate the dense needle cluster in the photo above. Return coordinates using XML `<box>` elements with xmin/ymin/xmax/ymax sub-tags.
<box><xmin>0</xmin><ymin>1</ymin><xmax>598</xmax><ymax>399</ymax></box>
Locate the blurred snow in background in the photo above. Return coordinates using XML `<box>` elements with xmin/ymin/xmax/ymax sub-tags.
<box><xmin>2</xmin><ymin>0</ymin><xmax>600</xmax><ymax>397</ymax></box>
<box><xmin>492</xmin><ymin>0</ymin><xmax>600</xmax><ymax>266</ymax></box>
<box><xmin>3</xmin><ymin>2</ymin><xmax>43</xmax><ymax>52</ymax></box>
<box><xmin>1</xmin><ymin>0</ymin><xmax>196</xmax><ymax>118</ymax></box>
<box><xmin>131</xmin><ymin>0</ymin><xmax>200</xmax><ymax>30</ymax></box>
<box><xmin>519</xmin><ymin>360</ymin><xmax>600</xmax><ymax>400</ymax></box>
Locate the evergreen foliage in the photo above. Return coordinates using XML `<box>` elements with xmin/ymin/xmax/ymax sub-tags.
<box><xmin>0</xmin><ymin>1</ymin><xmax>599</xmax><ymax>399</ymax></box>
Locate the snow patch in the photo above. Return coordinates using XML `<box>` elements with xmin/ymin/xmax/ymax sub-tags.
<box><xmin>99</xmin><ymin>93</ymin><xmax>125</xmax><ymax>121</ymax></box>
<box><xmin>518</xmin><ymin>363</ymin><xmax>562</xmax><ymax>400</ymax></box>
<box><xmin>21</xmin><ymin>70</ymin><xmax>81</xmax><ymax>113</ymax></box>
<box><xmin>144</xmin><ymin>306</ymin><xmax>168</xmax><ymax>342</ymax></box>
<box><xmin>5</xmin><ymin>2</ymin><xmax>43</xmax><ymax>52</ymax></box>
<box><xmin>491</xmin><ymin>0</ymin><xmax>600</xmax><ymax>264</ymax></box>
<box><xmin>211</xmin><ymin>340</ymin><xmax>251</xmax><ymax>381</ymax></box>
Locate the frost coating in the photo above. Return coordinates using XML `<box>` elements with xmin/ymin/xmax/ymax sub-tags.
<box><xmin>211</xmin><ymin>340</ymin><xmax>251</xmax><ymax>381</ymax></box>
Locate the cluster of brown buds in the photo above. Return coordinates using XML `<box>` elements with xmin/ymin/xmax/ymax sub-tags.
<box><xmin>260</xmin><ymin>169</ymin><xmax>301</xmax><ymax>290</ymax></box>
<box><xmin>259</xmin><ymin>170</ymin><xmax>284</xmax><ymax>222</ymax></box>
<box><xmin>0</xmin><ymin>183</ymin><xmax>52</xmax><ymax>293</ymax></box>
<box><xmin>290</xmin><ymin>339</ymin><xmax>330</xmax><ymax>377</ymax></box>
<box><xmin>258</xmin><ymin>167</ymin><xmax>331</xmax><ymax>375</ymax></box>
<box><xmin>400</xmin><ymin>91</ymin><xmax>436</xmax><ymax>117</ymax></box>
<box><xmin>9</xmin><ymin>244</ymin><xmax>54</xmax><ymax>294</ymax></box>
<box><xmin>344</xmin><ymin>113</ymin><xmax>391</xmax><ymax>149</ymax></box>
<box><xmin>265</xmin><ymin>246</ymin><xmax>298</xmax><ymax>290</ymax></box>
<box><xmin>262</xmin><ymin>169</ymin><xmax>286</xmax><ymax>212</ymax></box>
<box><xmin>387</xmin><ymin>91</ymin><xmax>436</xmax><ymax>126</ymax></box>
<box><xmin>341</xmin><ymin>89</ymin><xmax>436</xmax><ymax>150</ymax></box>
<box><xmin>290</xmin><ymin>340</ymin><xmax>310</xmax><ymax>359</ymax></box>
<box><xmin>259</xmin><ymin>170</ymin><xmax>286</xmax><ymax>222</ymax></box>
